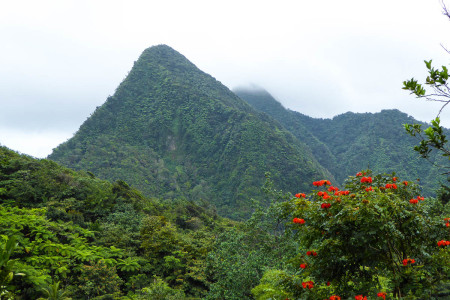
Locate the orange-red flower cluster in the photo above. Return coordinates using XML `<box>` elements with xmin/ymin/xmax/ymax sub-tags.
<box><xmin>360</xmin><ymin>177</ymin><xmax>372</xmax><ymax>183</ymax></box>
<box><xmin>313</xmin><ymin>180</ymin><xmax>331</xmax><ymax>186</ymax></box>
<box><xmin>385</xmin><ymin>183</ymin><xmax>397</xmax><ymax>189</ymax></box>
<box><xmin>403</xmin><ymin>181</ymin><xmax>408</xmax><ymax>186</ymax></box>
<box><xmin>445</xmin><ymin>217</ymin><xmax>450</xmax><ymax>227</ymax></box>
<box><xmin>302</xmin><ymin>280</ymin><xmax>314</xmax><ymax>289</ymax></box>
<box><xmin>377</xmin><ymin>292</ymin><xmax>387</xmax><ymax>299</ymax></box>
<box><xmin>402</xmin><ymin>258</ymin><xmax>415</xmax><ymax>266</ymax></box>
<box><xmin>306</xmin><ymin>250</ymin><xmax>317</xmax><ymax>256</ymax></box>
<box><xmin>295</xmin><ymin>193</ymin><xmax>306</xmax><ymax>198</ymax></box>
<box><xmin>293</xmin><ymin>218</ymin><xmax>305</xmax><ymax>224</ymax></box>
<box><xmin>321</xmin><ymin>203</ymin><xmax>331</xmax><ymax>209</ymax></box>
<box><xmin>329</xmin><ymin>296</ymin><xmax>341</xmax><ymax>300</ymax></box>
<box><xmin>410</xmin><ymin>196</ymin><xmax>424</xmax><ymax>204</ymax></box>
<box><xmin>328</xmin><ymin>186</ymin><xmax>339</xmax><ymax>192</ymax></box>
<box><xmin>365</xmin><ymin>186</ymin><xmax>373</xmax><ymax>192</ymax></box>
<box><xmin>335</xmin><ymin>190</ymin><xmax>349</xmax><ymax>196</ymax></box>
<box><xmin>300</xmin><ymin>263</ymin><xmax>307</xmax><ymax>269</ymax></box>
<box><xmin>444</xmin><ymin>217</ymin><xmax>450</xmax><ymax>227</ymax></box>
<box><xmin>356</xmin><ymin>172</ymin><xmax>363</xmax><ymax>177</ymax></box>
<box><xmin>317</xmin><ymin>191</ymin><xmax>331</xmax><ymax>200</ymax></box>
<box><xmin>355</xmin><ymin>295</ymin><xmax>367</xmax><ymax>300</ymax></box>
<box><xmin>437</xmin><ymin>240</ymin><xmax>450</xmax><ymax>247</ymax></box>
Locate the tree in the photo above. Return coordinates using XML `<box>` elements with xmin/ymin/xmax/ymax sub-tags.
<box><xmin>251</xmin><ymin>171</ymin><xmax>450</xmax><ymax>299</ymax></box>
<box><xmin>403</xmin><ymin>1</ymin><xmax>450</xmax><ymax>173</ymax></box>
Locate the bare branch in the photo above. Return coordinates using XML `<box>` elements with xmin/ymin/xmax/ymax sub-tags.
<box><xmin>442</xmin><ymin>0</ymin><xmax>450</xmax><ymax>20</ymax></box>
<box><xmin>438</xmin><ymin>99</ymin><xmax>450</xmax><ymax>117</ymax></box>
<box><xmin>440</xmin><ymin>43</ymin><xmax>450</xmax><ymax>55</ymax></box>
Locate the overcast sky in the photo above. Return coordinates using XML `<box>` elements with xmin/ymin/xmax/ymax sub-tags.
<box><xmin>1</xmin><ymin>0</ymin><xmax>450</xmax><ymax>158</ymax></box>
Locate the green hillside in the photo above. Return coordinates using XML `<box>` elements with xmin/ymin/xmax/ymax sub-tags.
<box><xmin>235</xmin><ymin>87</ymin><xmax>447</xmax><ymax>195</ymax></box>
<box><xmin>49</xmin><ymin>45</ymin><xmax>331</xmax><ymax>219</ymax></box>
<box><xmin>0</xmin><ymin>145</ymin><xmax>242</xmax><ymax>298</ymax></box>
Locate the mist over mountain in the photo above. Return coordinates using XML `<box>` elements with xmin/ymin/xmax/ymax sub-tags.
<box><xmin>235</xmin><ymin>87</ymin><xmax>447</xmax><ymax>195</ymax></box>
<box><xmin>49</xmin><ymin>45</ymin><xmax>331</xmax><ymax>219</ymax></box>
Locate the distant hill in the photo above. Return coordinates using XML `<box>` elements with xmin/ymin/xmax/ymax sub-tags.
<box><xmin>235</xmin><ymin>87</ymin><xmax>447</xmax><ymax>195</ymax></box>
<box><xmin>49</xmin><ymin>45</ymin><xmax>331</xmax><ymax>219</ymax></box>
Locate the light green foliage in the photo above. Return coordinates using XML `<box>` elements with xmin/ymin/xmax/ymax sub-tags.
<box><xmin>136</xmin><ymin>276</ymin><xmax>185</xmax><ymax>300</ymax></box>
<box><xmin>251</xmin><ymin>270</ymin><xmax>291</xmax><ymax>300</ymax></box>
<box><xmin>38</xmin><ymin>281</ymin><xmax>72</xmax><ymax>300</ymax></box>
<box><xmin>0</xmin><ymin>236</ymin><xmax>24</xmax><ymax>298</ymax></box>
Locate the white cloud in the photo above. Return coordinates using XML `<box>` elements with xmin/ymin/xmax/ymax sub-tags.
<box><xmin>1</xmin><ymin>0</ymin><xmax>450</xmax><ymax>157</ymax></box>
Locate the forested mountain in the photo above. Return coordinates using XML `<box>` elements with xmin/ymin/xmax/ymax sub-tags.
<box><xmin>235</xmin><ymin>87</ymin><xmax>447</xmax><ymax>195</ymax></box>
<box><xmin>49</xmin><ymin>45</ymin><xmax>331</xmax><ymax>219</ymax></box>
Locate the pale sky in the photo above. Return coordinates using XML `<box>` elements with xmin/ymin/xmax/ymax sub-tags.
<box><xmin>1</xmin><ymin>0</ymin><xmax>450</xmax><ymax>158</ymax></box>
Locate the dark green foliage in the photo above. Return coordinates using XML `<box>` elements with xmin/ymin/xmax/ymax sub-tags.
<box><xmin>49</xmin><ymin>45</ymin><xmax>331</xmax><ymax>220</ymax></box>
<box><xmin>0</xmin><ymin>146</ymin><xmax>238</xmax><ymax>298</ymax></box>
<box><xmin>235</xmin><ymin>87</ymin><xmax>448</xmax><ymax>195</ymax></box>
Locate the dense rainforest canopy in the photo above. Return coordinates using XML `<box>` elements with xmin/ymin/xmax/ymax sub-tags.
<box><xmin>1</xmin><ymin>44</ymin><xmax>449</xmax><ymax>299</ymax></box>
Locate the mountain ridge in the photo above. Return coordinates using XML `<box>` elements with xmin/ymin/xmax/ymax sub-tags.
<box><xmin>234</xmin><ymin>86</ymin><xmax>447</xmax><ymax>195</ymax></box>
<box><xmin>49</xmin><ymin>45</ymin><xmax>332</xmax><ymax>219</ymax></box>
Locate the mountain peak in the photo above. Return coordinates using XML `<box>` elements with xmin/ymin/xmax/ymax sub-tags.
<box><xmin>49</xmin><ymin>46</ymin><xmax>331</xmax><ymax>219</ymax></box>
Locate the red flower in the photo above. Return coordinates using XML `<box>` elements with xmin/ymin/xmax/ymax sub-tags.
<box><xmin>409</xmin><ymin>198</ymin><xmax>418</xmax><ymax>204</ymax></box>
<box><xmin>403</xmin><ymin>258</ymin><xmax>415</xmax><ymax>265</ymax></box>
<box><xmin>393</xmin><ymin>177</ymin><xmax>397</xmax><ymax>182</ymax></box>
<box><xmin>403</xmin><ymin>181</ymin><xmax>408</xmax><ymax>186</ymax></box>
<box><xmin>293</xmin><ymin>218</ymin><xmax>305</xmax><ymax>224</ymax></box>
<box><xmin>327</xmin><ymin>281</ymin><xmax>331</xmax><ymax>286</ymax></box>
<box><xmin>302</xmin><ymin>280</ymin><xmax>314</xmax><ymax>289</ymax></box>
<box><xmin>328</xmin><ymin>186</ymin><xmax>339</xmax><ymax>192</ymax></box>
<box><xmin>329</xmin><ymin>296</ymin><xmax>341</xmax><ymax>300</ymax></box>
<box><xmin>365</xmin><ymin>186</ymin><xmax>373</xmax><ymax>192</ymax></box>
<box><xmin>360</xmin><ymin>177</ymin><xmax>372</xmax><ymax>183</ymax></box>
<box><xmin>295</xmin><ymin>193</ymin><xmax>306</xmax><ymax>198</ymax></box>
<box><xmin>385</xmin><ymin>183</ymin><xmax>397</xmax><ymax>189</ymax></box>
<box><xmin>356</xmin><ymin>172</ymin><xmax>362</xmax><ymax>176</ymax></box>
<box><xmin>355</xmin><ymin>296</ymin><xmax>367</xmax><ymax>300</ymax></box>
<box><xmin>417</xmin><ymin>196</ymin><xmax>424</xmax><ymax>201</ymax></box>
<box><xmin>321</xmin><ymin>203</ymin><xmax>331</xmax><ymax>209</ymax></box>
<box><xmin>313</xmin><ymin>180</ymin><xmax>329</xmax><ymax>186</ymax></box>
<box><xmin>437</xmin><ymin>240</ymin><xmax>450</xmax><ymax>247</ymax></box>
<box><xmin>300</xmin><ymin>263</ymin><xmax>307</xmax><ymax>269</ymax></box>
<box><xmin>377</xmin><ymin>292</ymin><xmax>387</xmax><ymax>299</ymax></box>
<box><xmin>402</xmin><ymin>259</ymin><xmax>408</xmax><ymax>266</ymax></box>
<box><xmin>446</xmin><ymin>222</ymin><xmax>449</xmax><ymax>227</ymax></box>
<box><xmin>335</xmin><ymin>190</ymin><xmax>349</xmax><ymax>196</ymax></box>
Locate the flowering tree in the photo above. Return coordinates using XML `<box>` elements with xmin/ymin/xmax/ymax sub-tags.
<box><xmin>252</xmin><ymin>171</ymin><xmax>449</xmax><ymax>299</ymax></box>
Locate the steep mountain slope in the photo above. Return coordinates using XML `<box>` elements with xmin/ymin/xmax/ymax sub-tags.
<box><xmin>235</xmin><ymin>87</ymin><xmax>447</xmax><ymax>195</ymax></box>
<box><xmin>49</xmin><ymin>45</ymin><xmax>330</xmax><ymax>219</ymax></box>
